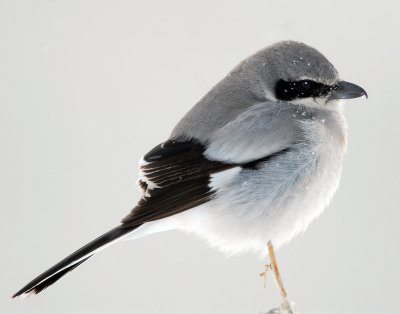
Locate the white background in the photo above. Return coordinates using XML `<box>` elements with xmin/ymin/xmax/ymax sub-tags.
<box><xmin>1</xmin><ymin>1</ymin><xmax>399</xmax><ymax>313</ymax></box>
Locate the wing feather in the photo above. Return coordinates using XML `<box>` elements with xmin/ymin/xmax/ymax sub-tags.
<box><xmin>121</xmin><ymin>139</ymin><xmax>237</xmax><ymax>227</ymax></box>
<box><xmin>121</xmin><ymin>139</ymin><xmax>291</xmax><ymax>229</ymax></box>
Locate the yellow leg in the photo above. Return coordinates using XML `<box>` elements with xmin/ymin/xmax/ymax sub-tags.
<box><xmin>267</xmin><ymin>241</ymin><xmax>288</xmax><ymax>300</ymax></box>
<box><xmin>260</xmin><ymin>242</ymin><xmax>293</xmax><ymax>313</ymax></box>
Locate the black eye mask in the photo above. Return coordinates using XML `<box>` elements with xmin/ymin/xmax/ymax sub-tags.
<box><xmin>275</xmin><ymin>79</ymin><xmax>335</xmax><ymax>101</ymax></box>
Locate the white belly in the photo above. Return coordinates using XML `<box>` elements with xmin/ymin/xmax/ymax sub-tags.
<box><xmin>178</xmin><ymin>141</ymin><xmax>344</xmax><ymax>256</ymax></box>
<box><xmin>127</xmin><ymin>112</ymin><xmax>347</xmax><ymax>257</ymax></box>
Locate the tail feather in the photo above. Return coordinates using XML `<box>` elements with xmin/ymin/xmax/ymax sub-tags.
<box><xmin>12</xmin><ymin>225</ymin><xmax>137</xmax><ymax>298</ymax></box>
<box><xmin>21</xmin><ymin>256</ymin><xmax>92</xmax><ymax>296</ymax></box>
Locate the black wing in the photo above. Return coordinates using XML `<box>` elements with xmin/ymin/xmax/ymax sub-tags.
<box><xmin>121</xmin><ymin>139</ymin><xmax>238</xmax><ymax>228</ymax></box>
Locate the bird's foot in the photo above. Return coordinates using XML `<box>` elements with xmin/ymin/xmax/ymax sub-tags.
<box><xmin>259</xmin><ymin>263</ymin><xmax>272</xmax><ymax>287</ymax></box>
<box><xmin>280</xmin><ymin>299</ymin><xmax>295</xmax><ymax>314</ymax></box>
<box><xmin>263</xmin><ymin>300</ymin><xmax>295</xmax><ymax>314</ymax></box>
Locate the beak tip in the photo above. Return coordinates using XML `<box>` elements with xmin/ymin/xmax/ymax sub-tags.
<box><xmin>331</xmin><ymin>80</ymin><xmax>368</xmax><ymax>101</ymax></box>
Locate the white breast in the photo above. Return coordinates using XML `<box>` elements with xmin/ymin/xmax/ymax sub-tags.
<box><xmin>173</xmin><ymin>107</ymin><xmax>347</xmax><ymax>256</ymax></box>
<box><xmin>129</xmin><ymin>105</ymin><xmax>347</xmax><ymax>257</ymax></box>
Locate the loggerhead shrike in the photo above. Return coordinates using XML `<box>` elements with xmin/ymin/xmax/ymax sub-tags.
<box><xmin>13</xmin><ymin>41</ymin><xmax>367</xmax><ymax>301</ymax></box>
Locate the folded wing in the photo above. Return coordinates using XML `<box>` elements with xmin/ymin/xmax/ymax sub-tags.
<box><xmin>121</xmin><ymin>139</ymin><xmax>238</xmax><ymax>227</ymax></box>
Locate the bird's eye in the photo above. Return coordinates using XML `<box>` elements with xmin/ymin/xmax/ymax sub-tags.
<box><xmin>275</xmin><ymin>79</ymin><xmax>332</xmax><ymax>101</ymax></box>
<box><xmin>300</xmin><ymin>80</ymin><xmax>313</xmax><ymax>91</ymax></box>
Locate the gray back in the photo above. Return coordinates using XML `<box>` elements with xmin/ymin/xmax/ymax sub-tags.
<box><xmin>171</xmin><ymin>41</ymin><xmax>339</xmax><ymax>141</ymax></box>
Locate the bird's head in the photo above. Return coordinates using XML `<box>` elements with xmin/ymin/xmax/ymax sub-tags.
<box><xmin>243</xmin><ymin>40</ymin><xmax>367</xmax><ymax>108</ymax></box>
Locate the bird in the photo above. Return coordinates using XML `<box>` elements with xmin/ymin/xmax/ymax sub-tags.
<box><xmin>13</xmin><ymin>40</ymin><xmax>367</xmax><ymax>301</ymax></box>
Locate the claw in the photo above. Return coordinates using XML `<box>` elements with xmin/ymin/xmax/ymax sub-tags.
<box><xmin>260</xmin><ymin>263</ymin><xmax>272</xmax><ymax>287</ymax></box>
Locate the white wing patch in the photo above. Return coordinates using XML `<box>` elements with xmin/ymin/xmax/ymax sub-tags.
<box><xmin>137</xmin><ymin>157</ymin><xmax>158</xmax><ymax>196</ymax></box>
<box><xmin>209</xmin><ymin>167</ymin><xmax>241</xmax><ymax>190</ymax></box>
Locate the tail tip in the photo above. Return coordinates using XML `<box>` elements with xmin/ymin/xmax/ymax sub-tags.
<box><xmin>11</xmin><ymin>289</ymin><xmax>36</xmax><ymax>300</ymax></box>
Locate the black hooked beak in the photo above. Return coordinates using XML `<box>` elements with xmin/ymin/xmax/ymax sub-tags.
<box><xmin>328</xmin><ymin>81</ymin><xmax>368</xmax><ymax>100</ymax></box>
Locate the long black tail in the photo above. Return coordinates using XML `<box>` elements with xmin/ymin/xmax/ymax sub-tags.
<box><xmin>12</xmin><ymin>225</ymin><xmax>138</xmax><ymax>298</ymax></box>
